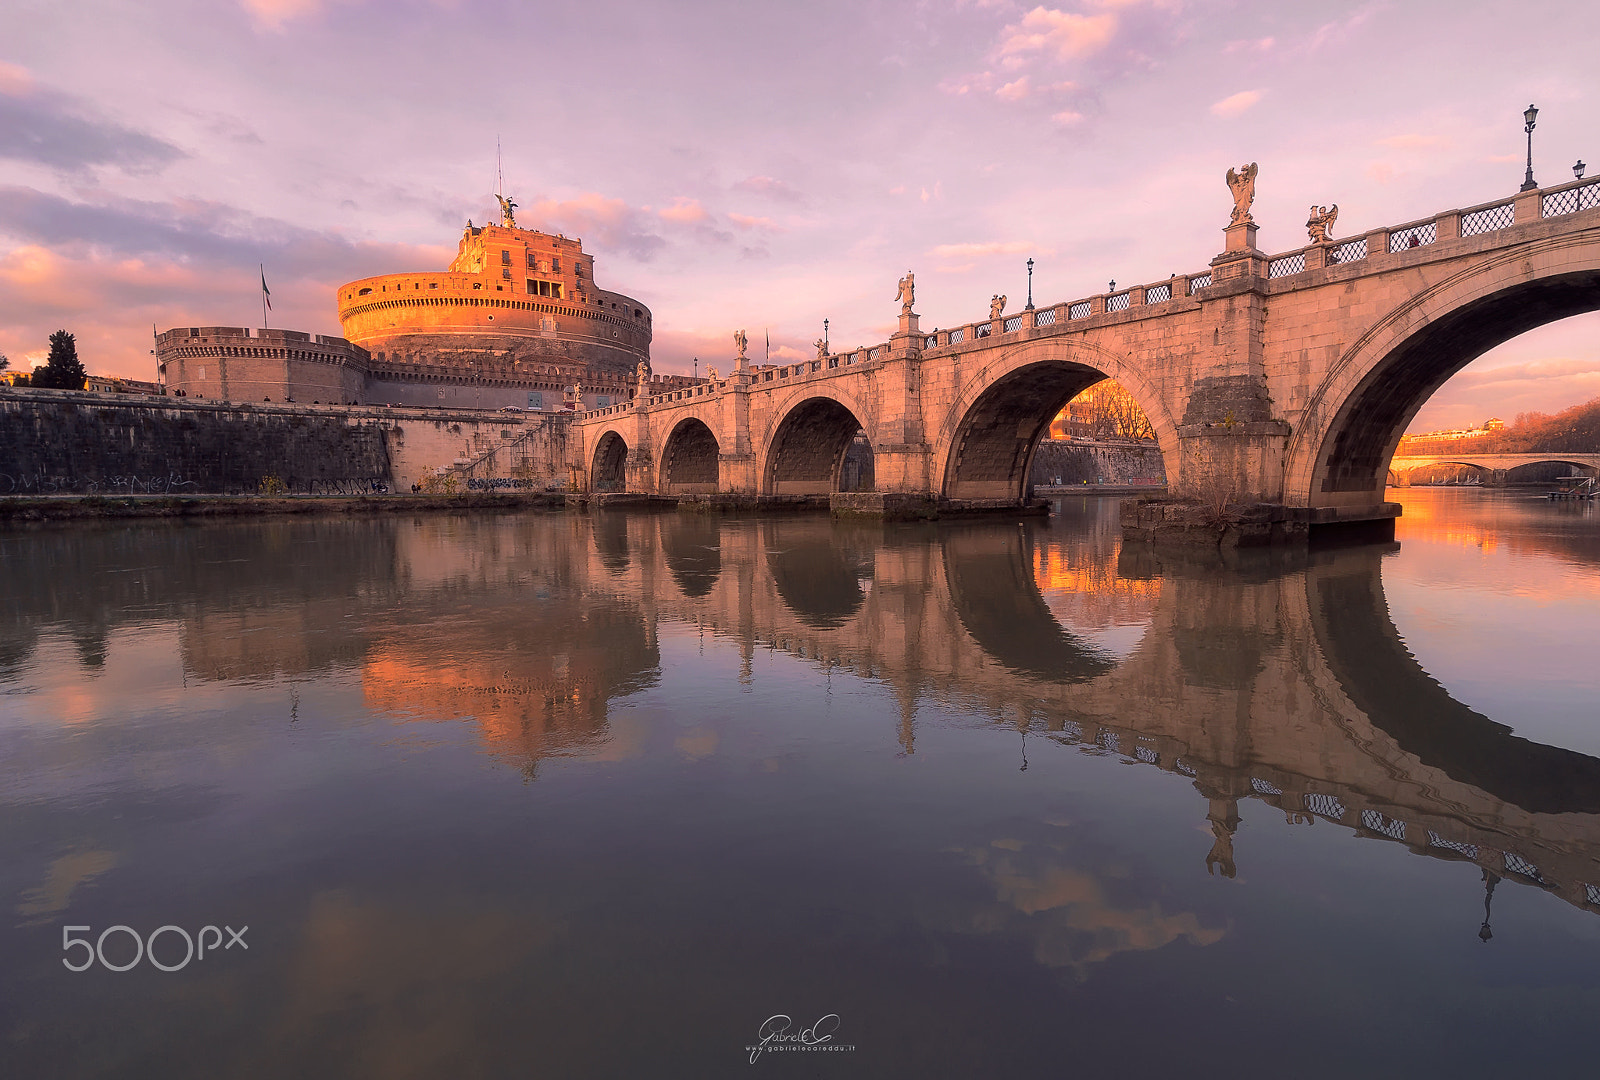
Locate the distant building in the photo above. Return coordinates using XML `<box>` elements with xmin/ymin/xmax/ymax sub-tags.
<box><xmin>156</xmin><ymin>211</ymin><xmax>698</xmax><ymax>410</ymax></box>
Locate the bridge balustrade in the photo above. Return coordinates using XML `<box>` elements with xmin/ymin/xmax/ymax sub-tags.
<box><xmin>1304</xmin><ymin>792</ymin><xmax>1347</xmax><ymax>822</ymax></box>
<box><xmin>1503</xmin><ymin>851</ymin><xmax>1551</xmax><ymax>886</ymax></box>
<box><xmin>1106</xmin><ymin>292</ymin><xmax>1130</xmax><ymax>312</ymax></box>
<box><xmin>1268</xmin><ymin>252</ymin><xmax>1307</xmax><ymax>278</ymax></box>
<box><xmin>1388</xmin><ymin>220</ymin><xmax>1437</xmax><ymax>252</ymax></box>
<box><xmin>1034</xmin><ymin>307</ymin><xmax>1058</xmax><ymax>326</ymax></box>
<box><xmin>1186</xmin><ymin>274</ymin><xmax>1211</xmax><ymax>293</ymax></box>
<box><xmin>1461</xmin><ymin>200</ymin><xmax>1516</xmax><ymax>236</ymax></box>
<box><xmin>1145</xmin><ymin>282</ymin><xmax>1172</xmax><ymax>303</ymax></box>
<box><xmin>1003</xmin><ymin>315</ymin><xmax>1025</xmax><ymax>333</ymax></box>
<box><xmin>1251</xmin><ymin>777</ymin><xmax>1283</xmax><ymax>795</ymax></box>
<box><xmin>1361</xmin><ymin>809</ymin><xmax>1407</xmax><ymax>840</ymax></box>
<box><xmin>1543</xmin><ymin>176</ymin><xmax>1600</xmax><ymax>218</ymax></box>
<box><xmin>1329</xmin><ymin>237</ymin><xmax>1367</xmax><ymax>264</ymax></box>
<box><xmin>949</xmin><ymin>327</ymin><xmax>966</xmax><ymax>343</ymax></box>
<box><xmin>1068</xmin><ymin>300</ymin><xmax>1092</xmax><ymax>319</ymax></box>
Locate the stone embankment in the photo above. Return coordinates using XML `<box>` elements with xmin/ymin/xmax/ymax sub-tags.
<box><xmin>1121</xmin><ymin>496</ymin><xmax>1402</xmax><ymax>548</ymax></box>
<box><xmin>0</xmin><ymin>492</ymin><xmax>566</xmax><ymax>523</ymax></box>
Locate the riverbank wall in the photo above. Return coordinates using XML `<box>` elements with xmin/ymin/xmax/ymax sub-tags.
<box><xmin>1028</xmin><ymin>439</ymin><xmax>1166</xmax><ymax>487</ymax></box>
<box><xmin>0</xmin><ymin>389</ymin><xmax>573</xmax><ymax>495</ymax></box>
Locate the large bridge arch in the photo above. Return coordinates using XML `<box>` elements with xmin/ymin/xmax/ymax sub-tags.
<box><xmin>759</xmin><ymin>387</ymin><xmax>877</xmax><ymax>496</ymax></box>
<box><xmin>590</xmin><ymin>429</ymin><xmax>629</xmax><ymax>493</ymax></box>
<box><xmin>933</xmin><ymin>340</ymin><xmax>1178</xmax><ymax>503</ymax></box>
<box><xmin>659</xmin><ymin>416</ymin><xmax>720</xmax><ymax>495</ymax></box>
<box><xmin>1286</xmin><ymin>234</ymin><xmax>1600</xmax><ymax>508</ymax></box>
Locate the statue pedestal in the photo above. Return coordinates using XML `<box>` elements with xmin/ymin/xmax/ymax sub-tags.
<box><xmin>1223</xmin><ymin>220</ymin><xmax>1258</xmax><ymax>253</ymax></box>
<box><xmin>897</xmin><ymin>312</ymin><xmax>920</xmax><ymax>336</ymax></box>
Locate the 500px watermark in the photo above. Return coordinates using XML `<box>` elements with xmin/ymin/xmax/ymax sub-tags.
<box><xmin>746</xmin><ymin>1014</ymin><xmax>856</xmax><ymax>1065</ymax></box>
<box><xmin>61</xmin><ymin>924</ymin><xmax>248</xmax><ymax>972</ymax></box>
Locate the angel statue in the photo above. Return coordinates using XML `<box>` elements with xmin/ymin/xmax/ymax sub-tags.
<box><xmin>1306</xmin><ymin>204</ymin><xmax>1339</xmax><ymax>243</ymax></box>
<box><xmin>1225</xmin><ymin>162</ymin><xmax>1259</xmax><ymax>226</ymax></box>
<box><xmin>496</xmin><ymin>193</ymin><xmax>518</xmax><ymax>228</ymax></box>
<box><xmin>636</xmin><ymin>360</ymin><xmax>651</xmax><ymax>385</ymax></box>
<box><xmin>895</xmin><ymin>270</ymin><xmax>916</xmax><ymax>315</ymax></box>
<box><xmin>815</xmin><ymin>338</ymin><xmax>828</xmax><ymax>360</ymax></box>
<box><xmin>989</xmin><ymin>294</ymin><xmax>1007</xmax><ymax>319</ymax></box>
<box><xmin>733</xmin><ymin>328</ymin><xmax>748</xmax><ymax>359</ymax></box>
<box><xmin>706</xmin><ymin>365</ymin><xmax>719</xmax><ymax>383</ymax></box>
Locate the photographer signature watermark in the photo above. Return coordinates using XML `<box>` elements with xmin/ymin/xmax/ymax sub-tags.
<box><xmin>746</xmin><ymin>1014</ymin><xmax>856</xmax><ymax>1065</ymax></box>
<box><xmin>62</xmin><ymin>924</ymin><xmax>248</xmax><ymax>972</ymax></box>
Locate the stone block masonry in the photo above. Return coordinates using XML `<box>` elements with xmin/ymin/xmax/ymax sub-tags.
<box><xmin>0</xmin><ymin>389</ymin><xmax>576</xmax><ymax>496</ymax></box>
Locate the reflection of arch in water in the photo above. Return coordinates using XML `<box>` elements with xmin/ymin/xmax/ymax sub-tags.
<box><xmin>1309</xmin><ymin>547</ymin><xmax>1600</xmax><ymax>815</ymax></box>
<box><xmin>763</xmin><ymin>524</ymin><xmax>872</xmax><ymax>629</ymax></box>
<box><xmin>592</xmin><ymin>513</ymin><xmax>631</xmax><ymax>573</ymax></box>
<box><xmin>659</xmin><ymin>514</ymin><xmax>722</xmax><ymax>598</ymax></box>
<box><xmin>942</xmin><ymin>524</ymin><xmax>1120</xmax><ymax>682</ymax></box>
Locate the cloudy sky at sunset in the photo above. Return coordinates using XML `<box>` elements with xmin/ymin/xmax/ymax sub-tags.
<box><xmin>3</xmin><ymin>0</ymin><xmax>1596</xmax><ymax>431</ymax></box>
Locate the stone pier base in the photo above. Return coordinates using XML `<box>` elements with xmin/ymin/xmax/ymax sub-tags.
<box><xmin>1122</xmin><ymin>499</ymin><xmax>1400</xmax><ymax>547</ymax></box>
<box><xmin>830</xmin><ymin>492</ymin><xmax>939</xmax><ymax>521</ymax></box>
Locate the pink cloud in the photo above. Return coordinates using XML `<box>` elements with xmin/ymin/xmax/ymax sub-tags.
<box><xmin>727</xmin><ymin>213</ymin><xmax>781</xmax><ymax>232</ymax></box>
<box><xmin>998</xmin><ymin>7</ymin><xmax>1118</xmax><ymax>64</ymax></box>
<box><xmin>0</xmin><ymin>61</ymin><xmax>33</xmax><ymax>95</ymax></box>
<box><xmin>1209</xmin><ymin>89</ymin><xmax>1261</xmax><ymax>117</ymax></box>
<box><xmin>240</xmin><ymin>0</ymin><xmax>328</xmax><ymax>31</ymax></box>
<box><xmin>732</xmin><ymin>175</ymin><xmax>803</xmax><ymax>203</ymax></box>
<box><xmin>658</xmin><ymin>196</ymin><xmax>709</xmax><ymax>224</ymax></box>
<box><xmin>997</xmin><ymin>76</ymin><xmax>1033</xmax><ymax>102</ymax></box>
<box><xmin>932</xmin><ymin>241</ymin><xmax>1043</xmax><ymax>258</ymax></box>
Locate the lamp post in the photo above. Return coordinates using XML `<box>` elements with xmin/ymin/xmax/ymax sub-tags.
<box><xmin>823</xmin><ymin>318</ymin><xmax>829</xmax><ymax>353</ymax></box>
<box><xmin>1576</xmin><ymin>160</ymin><xmax>1587</xmax><ymax>180</ymax></box>
<box><xmin>1520</xmin><ymin>103</ymin><xmax>1539</xmax><ymax>192</ymax></box>
<box><xmin>1025</xmin><ymin>258</ymin><xmax>1035</xmax><ymax>311</ymax></box>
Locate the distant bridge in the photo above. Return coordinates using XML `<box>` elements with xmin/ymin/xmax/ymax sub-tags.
<box><xmin>576</xmin><ymin>173</ymin><xmax>1600</xmax><ymax>536</ymax></box>
<box><xmin>1389</xmin><ymin>452</ymin><xmax>1600</xmax><ymax>484</ymax></box>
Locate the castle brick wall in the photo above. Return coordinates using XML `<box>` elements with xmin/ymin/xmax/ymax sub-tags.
<box><xmin>1030</xmin><ymin>440</ymin><xmax>1168</xmax><ymax>486</ymax></box>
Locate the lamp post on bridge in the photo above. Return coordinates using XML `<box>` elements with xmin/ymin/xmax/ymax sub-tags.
<box><xmin>1520</xmin><ymin>103</ymin><xmax>1540</xmax><ymax>192</ymax></box>
<box><xmin>1025</xmin><ymin>258</ymin><xmax>1034</xmax><ymax>311</ymax></box>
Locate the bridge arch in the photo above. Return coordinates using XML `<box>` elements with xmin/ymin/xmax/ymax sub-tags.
<box><xmin>1286</xmin><ymin>234</ymin><xmax>1600</xmax><ymax>508</ymax></box>
<box><xmin>590</xmin><ymin>429</ymin><xmax>628</xmax><ymax>493</ymax></box>
<box><xmin>659</xmin><ymin>416</ymin><xmax>720</xmax><ymax>494</ymax></box>
<box><xmin>759</xmin><ymin>388</ymin><xmax>876</xmax><ymax>496</ymax></box>
<box><xmin>934</xmin><ymin>340</ymin><xmax>1178</xmax><ymax>503</ymax></box>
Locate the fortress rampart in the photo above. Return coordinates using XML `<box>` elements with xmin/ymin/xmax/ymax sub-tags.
<box><xmin>157</xmin><ymin>326</ymin><xmax>368</xmax><ymax>405</ymax></box>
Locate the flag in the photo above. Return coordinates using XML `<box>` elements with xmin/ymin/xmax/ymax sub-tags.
<box><xmin>260</xmin><ymin>265</ymin><xmax>272</xmax><ymax>311</ymax></box>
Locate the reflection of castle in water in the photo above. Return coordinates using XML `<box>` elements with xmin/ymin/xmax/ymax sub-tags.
<box><xmin>10</xmin><ymin>508</ymin><xmax>1600</xmax><ymax>921</ymax></box>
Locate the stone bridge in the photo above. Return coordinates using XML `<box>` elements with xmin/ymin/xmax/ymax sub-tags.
<box><xmin>1389</xmin><ymin>452</ymin><xmax>1600</xmax><ymax>484</ymax></box>
<box><xmin>575</xmin><ymin>173</ymin><xmax>1600</xmax><ymax>536</ymax></box>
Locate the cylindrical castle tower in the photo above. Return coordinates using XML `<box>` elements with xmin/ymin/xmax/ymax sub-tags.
<box><xmin>336</xmin><ymin>221</ymin><xmax>654</xmax><ymax>409</ymax></box>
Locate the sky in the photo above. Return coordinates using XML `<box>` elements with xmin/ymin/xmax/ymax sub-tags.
<box><xmin>2</xmin><ymin>0</ymin><xmax>1597</xmax><ymax>432</ymax></box>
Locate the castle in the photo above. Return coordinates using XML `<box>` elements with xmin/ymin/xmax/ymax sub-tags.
<box><xmin>156</xmin><ymin>204</ymin><xmax>698</xmax><ymax>409</ymax></box>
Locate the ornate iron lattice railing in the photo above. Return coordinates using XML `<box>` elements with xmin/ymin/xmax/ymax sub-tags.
<box><xmin>1187</xmin><ymin>273</ymin><xmax>1212</xmax><ymax>293</ymax></box>
<box><xmin>1304</xmin><ymin>792</ymin><xmax>1346</xmax><ymax>821</ymax></box>
<box><xmin>1329</xmin><ymin>237</ymin><xmax>1367</xmax><ymax>264</ymax></box>
<box><xmin>1144</xmin><ymin>282</ymin><xmax>1171</xmax><ymax>303</ymax></box>
<box><xmin>948</xmin><ymin>328</ymin><xmax>965</xmax><ymax>344</ymax></box>
<box><xmin>1268</xmin><ymin>252</ymin><xmax>1307</xmax><ymax>278</ymax></box>
<box><xmin>1174</xmin><ymin>759</ymin><xmax>1197</xmax><ymax>777</ymax></box>
<box><xmin>1429</xmin><ymin>832</ymin><xmax>1479</xmax><ymax>858</ymax></box>
<box><xmin>1096</xmin><ymin>730</ymin><xmax>1120</xmax><ymax>753</ymax></box>
<box><xmin>1035</xmin><ymin>307</ymin><xmax>1057</xmax><ymax>326</ymax></box>
<box><xmin>1461</xmin><ymin>201</ymin><xmax>1515</xmax><ymax>236</ymax></box>
<box><xmin>1134</xmin><ymin>744</ymin><xmax>1159</xmax><ymax>765</ymax></box>
<box><xmin>974</xmin><ymin>323</ymin><xmax>991</xmax><ymax>338</ymax></box>
<box><xmin>867</xmin><ymin>347</ymin><xmax>883</xmax><ymax>360</ymax></box>
<box><xmin>922</xmin><ymin>336</ymin><xmax>937</xmax><ymax>349</ymax></box>
<box><xmin>1068</xmin><ymin>301</ymin><xmax>1092</xmax><ymax>319</ymax></box>
<box><xmin>1361</xmin><ymin>809</ymin><xmax>1406</xmax><ymax>840</ymax></box>
<box><xmin>1587</xmin><ymin>883</ymin><xmax>1600</xmax><ymax>907</ymax></box>
<box><xmin>1106</xmin><ymin>292</ymin><xmax>1130</xmax><ymax>312</ymax></box>
<box><xmin>1503</xmin><ymin>851</ymin><xmax>1550</xmax><ymax>884</ymax></box>
<box><xmin>1543</xmin><ymin>179</ymin><xmax>1600</xmax><ymax>217</ymax></box>
<box><xmin>1003</xmin><ymin>315</ymin><xmax>1024</xmax><ymax>333</ymax></box>
<box><xmin>1251</xmin><ymin>777</ymin><xmax>1282</xmax><ymax>796</ymax></box>
<box><xmin>1389</xmin><ymin>222</ymin><xmax>1436</xmax><ymax>252</ymax></box>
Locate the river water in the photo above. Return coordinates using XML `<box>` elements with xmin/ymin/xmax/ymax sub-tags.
<box><xmin>3</xmin><ymin>490</ymin><xmax>1599</xmax><ymax>1077</ymax></box>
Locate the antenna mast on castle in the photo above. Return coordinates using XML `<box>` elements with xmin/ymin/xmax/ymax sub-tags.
<box><xmin>496</xmin><ymin>136</ymin><xmax>503</xmax><ymax>201</ymax></box>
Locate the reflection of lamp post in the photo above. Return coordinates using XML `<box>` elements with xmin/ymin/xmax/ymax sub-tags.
<box><xmin>1478</xmin><ymin>868</ymin><xmax>1499</xmax><ymax>942</ymax></box>
<box><xmin>1025</xmin><ymin>258</ymin><xmax>1035</xmax><ymax>311</ymax></box>
<box><xmin>1520</xmin><ymin>103</ymin><xmax>1540</xmax><ymax>192</ymax></box>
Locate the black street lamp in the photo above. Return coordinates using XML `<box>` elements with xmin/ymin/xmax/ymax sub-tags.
<box><xmin>1520</xmin><ymin>103</ymin><xmax>1539</xmax><ymax>192</ymax></box>
<box><xmin>1575</xmin><ymin>160</ymin><xmax>1587</xmax><ymax>181</ymax></box>
<box><xmin>1025</xmin><ymin>258</ymin><xmax>1035</xmax><ymax>311</ymax></box>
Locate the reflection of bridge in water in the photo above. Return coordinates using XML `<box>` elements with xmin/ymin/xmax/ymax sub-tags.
<box><xmin>576</xmin><ymin>510</ymin><xmax>1600</xmax><ymax>920</ymax></box>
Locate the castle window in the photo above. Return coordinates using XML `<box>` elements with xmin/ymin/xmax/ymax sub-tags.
<box><xmin>551</xmin><ymin>258</ymin><xmax>560</xmax><ymax>273</ymax></box>
<box><xmin>500</xmin><ymin>250</ymin><xmax>511</xmax><ymax>265</ymax></box>
<box><xmin>502</xmin><ymin>267</ymin><xmax>511</xmax><ymax>280</ymax></box>
<box><xmin>526</xmin><ymin>279</ymin><xmax>536</xmax><ymax>295</ymax></box>
<box><xmin>358</xmin><ymin>288</ymin><xmax>372</xmax><ymax>295</ymax></box>
<box><xmin>429</xmin><ymin>282</ymin><xmax>438</xmax><ymax>289</ymax></box>
<box><xmin>526</xmin><ymin>253</ymin><xmax>537</xmax><ymax>269</ymax></box>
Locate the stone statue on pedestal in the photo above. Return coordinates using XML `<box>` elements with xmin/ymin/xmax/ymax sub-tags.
<box><xmin>895</xmin><ymin>271</ymin><xmax>916</xmax><ymax>315</ymax></box>
<box><xmin>990</xmin><ymin>294</ymin><xmax>1007</xmax><ymax>319</ymax></box>
<box><xmin>1306</xmin><ymin>204</ymin><xmax>1339</xmax><ymax>243</ymax></box>
<box><xmin>814</xmin><ymin>338</ymin><xmax>828</xmax><ymax>360</ymax></box>
<box><xmin>496</xmin><ymin>194</ymin><xmax>518</xmax><ymax>228</ymax></box>
<box><xmin>1226</xmin><ymin>163</ymin><xmax>1259</xmax><ymax>225</ymax></box>
<box><xmin>733</xmin><ymin>329</ymin><xmax>748</xmax><ymax>360</ymax></box>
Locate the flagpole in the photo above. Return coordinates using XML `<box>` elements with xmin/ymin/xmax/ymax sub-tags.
<box><xmin>260</xmin><ymin>264</ymin><xmax>269</xmax><ymax>329</ymax></box>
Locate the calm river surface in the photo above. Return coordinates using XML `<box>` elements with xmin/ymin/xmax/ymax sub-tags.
<box><xmin>3</xmin><ymin>489</ymin><xmax>1599</xmax><ymax>1077</ymax></box>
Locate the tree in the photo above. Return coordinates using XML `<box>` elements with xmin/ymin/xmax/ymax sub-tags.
<box><xmin>1071</xmin><ymin>380</ymin><xmax>1156</xmax><ymax>441</ymax></box>
<box><xmin>34</xmin><ymin>330</ymin><xmax>86</xmax><ymax>390</ymax></box>
<box><xmin>0</xmin><ymin>352</ymin><xmax>9</xmax><ymax>372</ymax></box>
